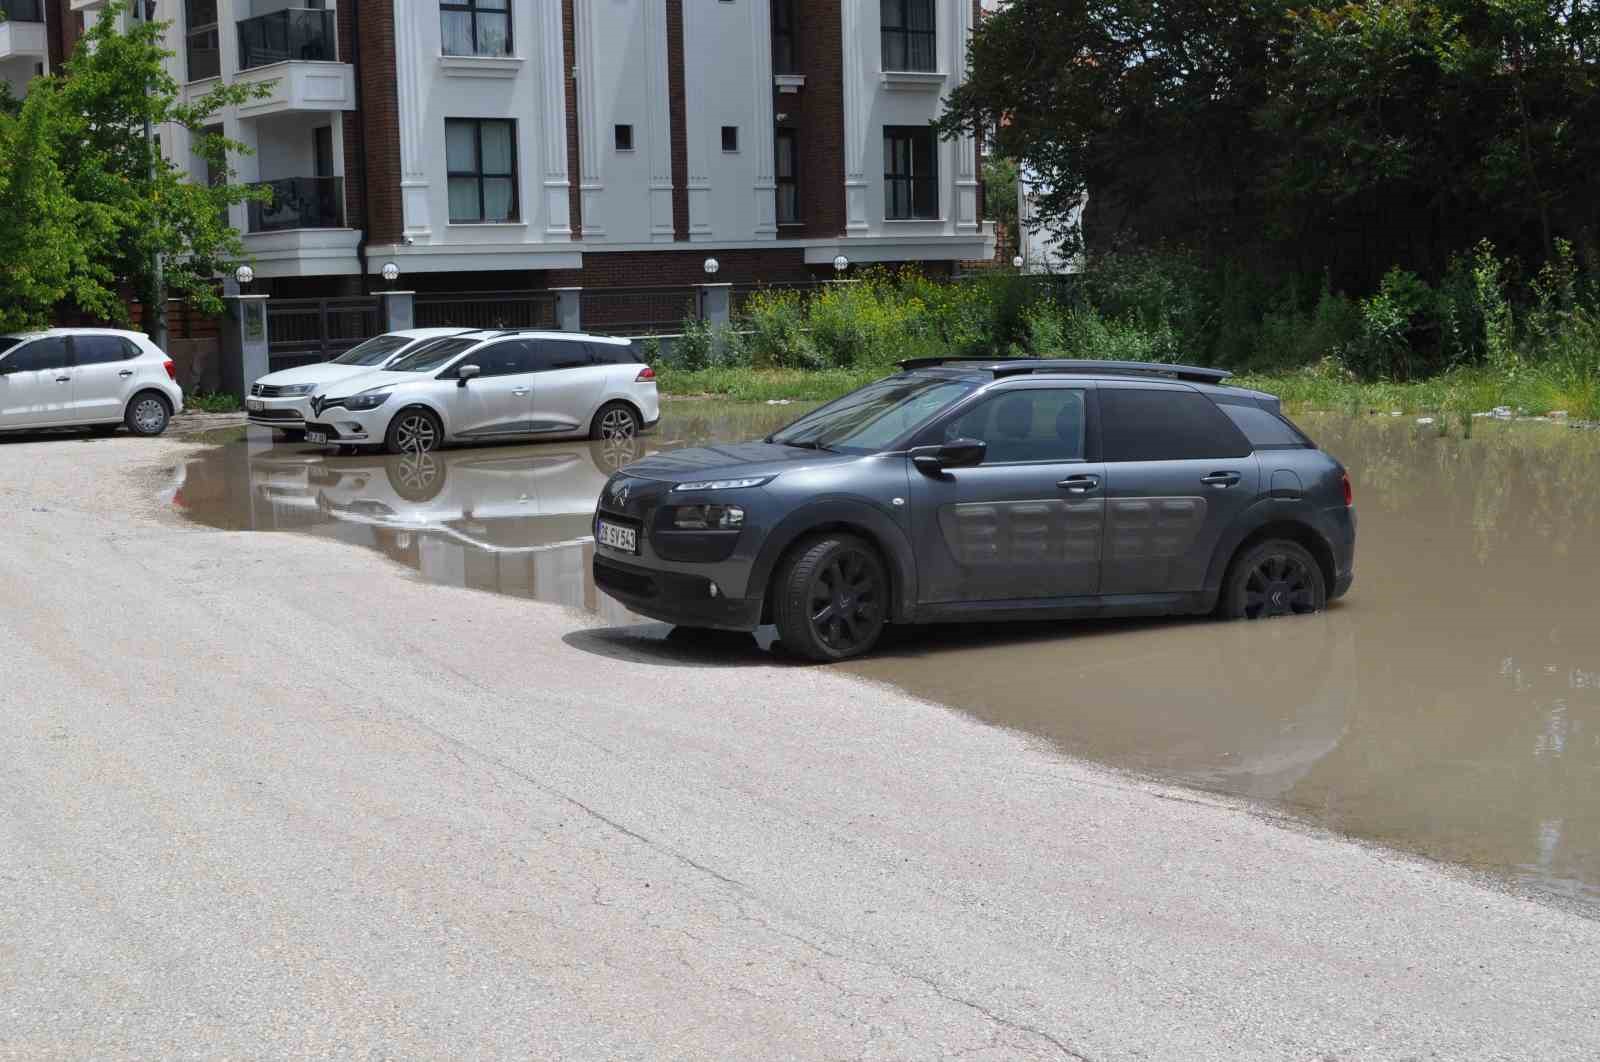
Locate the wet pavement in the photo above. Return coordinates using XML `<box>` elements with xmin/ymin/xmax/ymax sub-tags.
<box><xmin>172</xmin><ymin>407</ymin><xmax>1600</xmax><ymax>912</ymax></box>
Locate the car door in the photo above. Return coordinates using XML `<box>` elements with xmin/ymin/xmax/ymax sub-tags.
<box><xmin>528</xmin><ymin>338</ymin><xmax>607</xmax><ymax>434</ymax></box>
<box><xmin>1097</xmin><ymin>384</ymin><xmax>1261</xmax><ymax>595</ymax></box>
<box><xmin>449</xmin><ymin>339</ymin><xmax>537</xmax><ymax>438</ymax></box>
<box><xmin>68</xmin><ymin>334</ymin><xmax>141</xmax><ymax>424</ymax></box>
<box><xmin>907</xmin><ymin>383</ymin><xmax>1105</xmax><ymax>604</ymax></box>
<box><xmin>0</xmin><ymin>337</ymin><xmax>73</xmax><ymax>427</ymax></box>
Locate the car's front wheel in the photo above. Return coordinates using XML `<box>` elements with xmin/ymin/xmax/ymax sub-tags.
<box><xmin>773</xmin><ymin>533</ymin><xmax>889</xmax><ymax>662</ymax></box>
<box><xmin>385</xmin><ymin>407</ymin><xmax>443</xmax><ymax>454</ymax></box>
<box><xmin>1219</xmin><ymin>539</ymin><xmax>1327</xmax><ymax>620</ymax></box>
<box><xmin>590</xmin><ymin>401</ymin><xmax>641</xmax><ymax>443</ymax></box>
<box><xmin>124</xmin><ymin>392</ymin><xmax>171</xmax><ymax>437</ymax></box>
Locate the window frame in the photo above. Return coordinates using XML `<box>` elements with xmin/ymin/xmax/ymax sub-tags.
<box><xmin>883</xmin><ymin>125</ymin><xmax>939</xmax><ymax>221</ymax></box>
<box><xmin>439</xmin><ymin>0</ymin><xmax>513</xmax><ymax>58</ymax></box>
<box><xmin>2</xmin><ymin>336</ymin><xmax>72</xmax><ymax>374</ymax></box>
<box><xmin>918</xmin><ymin>383</ymin><xmax>1095</xmax><ymax>466</ymax></box>
<box><xmin>1097</xmin><ymin>385</ymin><xmax>1253</xmax><ymax>463</ymax></box>
<box><xmin>771</xmin><ymin>0</ymin><xmax>798</xmax><ymax>74</ymax></box>
<box><xmin>880</xmin><ymin>0</ymin><xmax>937</xmax><ymax>73</ymax></box>
<box><xmin>614</xmin><ymin>124</ymin><xmax>635</xmax><ymax>152</ymax></box>
<box><xmin>445</xmin><ymin>118</ymin><xmax>520</xmax><ymax>225</ymax></box>
<box><xmin>775</xmin><ymin>128</ymin><xmax>801</xmax><ymax>226</ymax></box>
<box><xmin>71</xmin><ymin>335</ymin><xmax>142</xmax><ymax>366</ymax></box>
<box><xmin>721</xmin><ymin>125</ymin><xmax>740</xmax><ymax>153</ymax></box>
<box><xmin>185</xmin><ymin>0</ymin><xmax>221</xmax><ymax>82</ymax></box>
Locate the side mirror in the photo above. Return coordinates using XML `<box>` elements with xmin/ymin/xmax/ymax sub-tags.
<box><xmin>910</xmin><ymin>438</ymin><xmax>987</xmax><ymax>476</ymax></box>
<box><xmin>456</xmin><ymin>363</ymin><xmax>481</xmax><ymax>387</ymax></box>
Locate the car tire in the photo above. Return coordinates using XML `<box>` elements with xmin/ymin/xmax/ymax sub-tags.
<box><xmin>385</xmin><ymin>407</ymin><xmax>443</xmax><ymax>454</ymax></box>
<box><xmin>124</xmin><ymin>392</ymin><xmax>171</xmax><ymax>437</ymax></box>
<box><xmin>590</xmin><ymin>401</ymin><xmax>641</xmax><ymax>443</ymax></box>
<box><xmin>1219</xmin><ymin>538</ymin><xmax>1327</xmax><ymax>620</ymax></box>
<box><xmin>772</xmin><ymin>533</ymin><xmax>889</xmax><ymax>662</ymax></box>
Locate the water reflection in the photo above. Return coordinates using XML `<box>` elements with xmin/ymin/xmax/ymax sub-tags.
<box><xmin>172</xmin><ymin>411</ymin><xmax>1600</xmax><ymax>910</ymax></box>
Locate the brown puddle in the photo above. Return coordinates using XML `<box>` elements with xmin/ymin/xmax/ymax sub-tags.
<box><xmin>173</xmin><ymin>407</ymin><xmax>1600</xmax><ymax>911</ymax></box>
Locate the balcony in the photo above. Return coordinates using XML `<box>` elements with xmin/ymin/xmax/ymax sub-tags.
<box><xmin>238</xmin><ymin>8</ymin><xmax>336</xmax><ymax>72</ymax></box>
<box><xmin>0</xmin><ymin>0</ymin><xmax>48</xmax><ymax>65</ymax></box>
<box><xmin>247</xmin><ymin>176</ymin><xmax>345</xmax><ymax>233</ymax></box>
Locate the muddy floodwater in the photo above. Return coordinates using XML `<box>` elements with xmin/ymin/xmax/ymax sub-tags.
<box><xmin>173</xmin><ymin>404</ymin><xmax>1600</xmax><ymax>911</ymax></box>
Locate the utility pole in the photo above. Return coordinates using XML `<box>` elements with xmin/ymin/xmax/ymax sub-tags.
<box><xmin>134</xmin><ymin>0</ymin><xmax>168</xmax><ymax>351</ymax></box>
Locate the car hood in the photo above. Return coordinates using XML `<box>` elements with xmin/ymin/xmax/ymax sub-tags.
<box><xmin>257</xmin><ymin>362</ymin><xmax>377</xmax><ymax>387</ymax></box>
<box><xmin>316</xmin><ymin>368</ymin><xmax>432</xmax><ymax>398</ymax></box>
<box><xmin>620</xmin><ymin>442</ymin><xmax>861</xmax><ymax>484</ymax></box>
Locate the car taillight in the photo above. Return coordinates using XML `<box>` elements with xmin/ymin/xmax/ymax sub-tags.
<box><xmin>635</xmin><ymin>366</ymin><xmax>656</xmax><ymax>382</ymax></box>
<box><xmin>163</xmin><ymin>359</ymin><xmax>176</xmax><ymax>381</ymax></box>
<box><xmin>1341</xmin><ymin>471</ymin><xmax>1353</xmax><ymax>507</ymax></box>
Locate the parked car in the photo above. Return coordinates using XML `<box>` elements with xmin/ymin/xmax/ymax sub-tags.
<box><xmin>591</xmin><ymin>358</ymin><xmax>1356</xmax><ymax>661</ymax></box>
<box><xmin>246</xmin><ymin>328</ymin><xmax>477</xmax><ymax>438</ymax></box>
<box><xmin>301</xmin><ymin>329</ymin><xmax>659</xmax><ymax>454</ymax></box>
<box><xmin>0</xmin><ymin>328</ymin><xmax>182</xmax><ymax>438</ymax></box>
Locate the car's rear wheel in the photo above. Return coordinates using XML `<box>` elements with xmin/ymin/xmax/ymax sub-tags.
<box><xmin>124</xmin><ymin>392</ymin><xmax>171</xmax><ymax>437</ymax></box>
<box><xmin>385</xmin><ymin>407</ymin><xmax>442</xmax><ymax>454</ymax></box>
<box><xmin>1220</xmin><ymin>539</ymin><xmax>1326</xmax><ymax>620</ymax></box>
<box><xmin>590</xmin><ymin>401</ymin><xmax>641</xmax><ymax>443</ymax></box>
<box><xmin>773</xmin><ymin>533</ymin><xmax>889</xmax><ymax>662</ymax></box>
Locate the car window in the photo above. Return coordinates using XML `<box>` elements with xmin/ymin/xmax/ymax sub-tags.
<box><xmin>1100</xmin><ymin>388</ymin><xmax>1252</xmax><ymax>462</ymax></box>
<box><xmin>4</xmin><ymin>337</ymin><xmax>70</xmax><ymax>372</ymax></box>
<box><xmin>468</xmin><ymin>340</ymin><xmax>539</xmax><ymax>378</ymax></box>
<box><xmin>1216</xmin><ymin>401</ymin><xmax>1313</xmax><ymax>449</ymax></box>
<box><xmin>332</xmin><ymin>334</ymin><xmax>415</xmax><ymax>367</ymax></box>
<box><xmin>771</xmin><ymin>374</ymin><xmax>979</xmax><ymax>452</ymax></box>
<box><xmin>589</xmin><ymin>341</ymin><xmax>640</xmax><ymax>365</ymax></box>
<box><xmin>531</xmin><ymin>339</ymin><xmax>594</xmax><ymax>372</ymax></box>
<box><xmin>942</xmin><ymin>388</ymin><xmax>1087</xmax><ymax>464</ymax></box>
<box><xmin>74</xmin><ymin>335</ymin><xmax>139</xmax><ymax>365</ymax></box>
<box><xmin>390</xmin><ymin>337</ymin><xmax>478</xmax><ymax>372</ymax></box>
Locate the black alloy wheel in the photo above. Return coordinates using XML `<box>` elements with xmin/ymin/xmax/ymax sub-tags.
<box><xmin>1222</xmin><ymin>539</ymin><xmax>1327</xmax><ymax>620</ymax></box>
<box><xmin>774</xmin><ymin>534</ymin><xmax>889</xmax><ymax>662</ymax></box>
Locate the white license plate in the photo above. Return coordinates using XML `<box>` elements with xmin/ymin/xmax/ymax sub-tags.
<box><xmin>245</xmin><ymin>399</ymin><xmax>263</xmax><ymax>411</ymax></box>
<box><xmin>596</xmin><ymin>520</ymin><xmax>638</xmax><ymax>554</ymax></box>
<box><xmin>305</xmin><ymin>430</ymin><xmax>328</xmax><ymax>445</ymax></box>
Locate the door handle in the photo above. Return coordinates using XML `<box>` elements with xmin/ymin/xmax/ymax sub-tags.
<box><xmin>512</xmin><ymin>388</ymin><xmax>530</xmax><ymax>397</ymax></box>
<box><xmin>118</xmin><ymin>369</ymin><xmax>135</xmax><ymax>378</ymax></box>
<box><xmin>1058</xmin><ymin>473</ymin><xmax>1101</xmax><ymax>494</ymax></box>
<box><xmin>1201</xmin><ymin>471</ymin><xmax>1242</xmax><ymax>487</ymax></box>
<box><xmin>55</xmin><ymin>375</ymin><xmax>72</xmax><ymax>383</ymax></box>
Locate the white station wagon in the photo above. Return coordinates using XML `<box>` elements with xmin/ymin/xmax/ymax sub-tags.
<box><xmin>301</xmin><ymin>330</ymin><xmax>660</xmax><ymax>454</ymax></box>
<box><xmin>0</xmin><ymin>328</ymin><xmax>184</xmax><ymax>437</ymax></box>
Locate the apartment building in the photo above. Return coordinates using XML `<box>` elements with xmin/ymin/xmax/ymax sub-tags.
<box><xmin>38</xmin><ymin>1</ymin><xmax>992</xmax><ymax>308</ymax></box>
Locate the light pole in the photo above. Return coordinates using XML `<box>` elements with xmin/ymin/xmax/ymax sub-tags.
<box><xmin>134</xmin><ymin>0</ymin><xmax>167</xmax><ymax>351</ymax></box>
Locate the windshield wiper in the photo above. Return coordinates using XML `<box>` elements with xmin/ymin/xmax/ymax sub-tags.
<box><xmin>778</xmin><ymin>438</ymin><xmax>833</xmax><ymax>452</ymax></box>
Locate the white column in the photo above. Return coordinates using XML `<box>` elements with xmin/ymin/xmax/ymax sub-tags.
<box><xmin>750</xmin><ymin>0</ymin><xmax>777</xmax><ymax>238</ymax></box>
<box><xmin>394</xmin><ymin>0</ymin><xmax>432</xmax><ymax>241</ymax></box>
<box><xmin>641</xmin><ymin>0</ymin><xmax>673</xmax><ymax>240</ymax></box>
<box><xmin>840</xmin><ymin>0</ymin><xmax>871</xmax><ymax>235</ymax></box>
<box><xmin>576</xmin><ymin>0</ymin><xmax>608</xmax><ymax>237</ymax></box>
<box><xmin>951</xmin><ymin>0</ymin><xmax>979</xmax><ymax>234</ymax></box>
<box><xmin>539</xmin><ymin>0</ymin><xmax>572</xmax><ymax>239</ymax></box>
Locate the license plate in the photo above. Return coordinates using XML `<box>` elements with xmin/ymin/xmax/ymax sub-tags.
<box><xmin>306</xmin><ymin>430</ymin><xmax>328</xmax><ymax>445</ymax></box>
<box><xmin>245</xmin><ymin>399</ymin><xmax>263</xmax><ymax>411</ymax></box>
<box><xmin>596</xmin><ymin>519</ymin><xmax>638</xmax><ymax>554</ymax></box>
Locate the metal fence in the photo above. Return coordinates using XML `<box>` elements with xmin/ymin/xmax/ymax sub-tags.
<box><xmin>729</xmin><ymin>280</ymin><xmax>828</xmax><ymax>319</ymax></box>
<box><xmin>266</xmin><ymin>297</ymin><xmax>381</xmax><ymax>371</ymax></box>
<box><xmin>580</xmin><ymin>286</ymin><xmax>700</xmax><ymax>336</ymax></box>
<box><xmin>414</xmin><ymin>291</ymin><xmax>558</xmax><ymax>330</ymax></box>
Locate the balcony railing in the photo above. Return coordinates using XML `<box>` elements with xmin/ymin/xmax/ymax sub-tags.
<box><xmin>247</xmin><ymin>176</ymin><xmax>345</xmax><ymax>233</ymax></box>
<box><xmin>237</xmin><ymin>8</ymin><xmax>336</xmax><ymax>71</ymax></box>
<box><xmin>0</xmin><ymin>0</ymin><xmax>45</xmax><ymax>22</ymax></box>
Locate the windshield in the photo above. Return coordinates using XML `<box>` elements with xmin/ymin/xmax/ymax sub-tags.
<box><xmin>0</xmin><ymin>338</ymin><xmax>20</xmax><ymax>356</ymax></box>
<box><xmin>770</xmin><ymin>374</ymin><xmax>979</xmax><ymax>452</ymax></box>
<box><xmin>332</xmin><ymin>334</ymin><xmax>417</xmax><ymax>367</ymax></box>
<box><xmin>387</xmin><ymin>337</ymin><xmax>477</xmax><ymax>372</ymax></box>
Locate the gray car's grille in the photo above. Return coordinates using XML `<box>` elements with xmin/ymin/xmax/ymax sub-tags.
<box><xmin>251</xmin><ymin>383</ymin><xmax>298</xmax><ymax>398</ymax></box>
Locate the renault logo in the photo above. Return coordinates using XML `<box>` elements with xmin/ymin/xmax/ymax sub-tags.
<box><xmin>310</xmin><ymin>395</ymin><xmax>324</xmax><ymax>417</ymax></box>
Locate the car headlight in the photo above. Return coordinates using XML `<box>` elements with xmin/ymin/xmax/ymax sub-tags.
<box><xmin>670</xmin><ymin>504</ymin><xmax>745</xmax><ymax>530</ymax></box>
<box><xmin>672</xmin><ymin>477</ymin><xmax>771</xmax><ymax>492</ymax></box>
<box><xmin>344</xmin><ymin>391</ymin><xmax>392</xmax><ymax>411</ymax></box>
<box><xmin>280</xmin><ymin>384</ymin><xmax>316</xmax><ymax>396</ymax></box>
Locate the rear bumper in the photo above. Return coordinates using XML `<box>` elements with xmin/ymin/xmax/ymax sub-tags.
<box><xmin>593</xmin><ymin>554</ymin><xmax>762</xmax><ymax>631</ymax></box>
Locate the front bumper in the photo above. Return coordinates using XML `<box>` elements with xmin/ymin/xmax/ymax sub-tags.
<box><xmin>593</xmin><ymin>554</ymin><xmax>762</xmax><ymax>631</ymax></box>
<box><xmin>245</xmin><ymin>395</ymin><xmax>311</xmax><ymax>430</ymax></box>
<box><xmin>303</xmin><ymin>407</ymin><xmax>391</xmax><ymax>447</ymax></box>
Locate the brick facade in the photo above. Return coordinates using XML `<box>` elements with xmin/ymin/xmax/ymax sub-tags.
<box><xmin>352</xmin><ymin>0</ymin><xmax>402</xmax><ymax>247</ymax></box>
<box><xmin>561</xmin><ymin>0</ymin><xmax>583</xmax><ymax>238</ymax></box>
<box><xmin>665</xmin><ymin>0</ymin><xmax>690</xmax><ymax>242</ymax></box>
<box><xmin>782</xmin><ymin>0</ymin><xmax>848</xmax><ymax>240</ymax></box>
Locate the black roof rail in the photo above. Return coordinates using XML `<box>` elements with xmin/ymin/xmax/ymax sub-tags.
<box><xmin>897</xmin><ymin>356</ymin><xmax>1232</xmax><ymax>384</ymax></box>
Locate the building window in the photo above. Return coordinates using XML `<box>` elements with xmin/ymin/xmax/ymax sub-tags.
<box><xmin>185</xmin><ymin>0</ymin><xmax>221</xmax><ymax>81</ymax></box>
<box><xmin>881</xmin><ymin>0</ymin><xmax>936</xmax><ymax>72</ymax></box>
<box><xmin>771</xmin><ymin>0</ymin><xmax>797</xmax><ymax>73</ymax></box>
<box><xmin>446</xmin><ymin>119</ymin><xmax>519</xmax><ymax>223</ymax></box>
<box><xmin>441</xmin><ymin>0</ymin><xmax>511</xmax><ymax>58</ymax></box>
<box><xmin>721</xmin><ymin>126</ymin><xmax>739</xmax><ymax>153</ymax></box>
<box><xmin>884</xmin><ymin>126</ymin><xmax>937</xmax><ymax>219</ymax></box>
<box><xmin>775</xmin><ymin>129</ymin><xmax>800</xmax><ymax>224</ymax></box>
<box><xmin>614</xmin><ymin>124</ymin><xmax>634</xmax><ymax>151</ymax></box>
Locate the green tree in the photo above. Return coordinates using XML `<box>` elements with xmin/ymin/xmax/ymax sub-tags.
<box><xmin>51</xmin><ymin>2</ymin><xmax>269</xmax><ymax>339</ymax></box>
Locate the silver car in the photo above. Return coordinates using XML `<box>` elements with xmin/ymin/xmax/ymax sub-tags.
<box><xmin>0</xmin><ymin>328</ymin><xmax>184</xmax><ymax>437</ymax></box>
<box><xmin>301</xmin><ymin>330</ymin><xmax>660</xmax><ymax>454</ymax></box>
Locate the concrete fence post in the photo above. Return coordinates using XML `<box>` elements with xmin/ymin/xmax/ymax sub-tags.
<box><xmin>380</xmin><ymin>290</ymin><xmax>415</xmax><ymax>333</ymax></box>
<box><xmin>698</xmin><ymin>282</ymin><xmax>732</xmax><ymax>327</ymax></box>
<box><xmin>551</xmin><ymin>287</ymin><xmax>582</xmax><ymax>332</ymax></box>
<box><xmin>219</xmin><ymin>294</ymin><xmax>270</xmax><ymax>399</ymax></box>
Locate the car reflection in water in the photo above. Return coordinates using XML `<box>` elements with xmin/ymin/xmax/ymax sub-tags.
<box><xmin>216</xmin><ymin>435</ymin><xmax>651</xmax><ymax>624</ymax></box>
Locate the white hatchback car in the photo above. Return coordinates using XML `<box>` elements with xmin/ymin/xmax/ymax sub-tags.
<box><xmin>301</xmin><ymin>330</ymin><xmax>660</xmax><ymax>454</ymax></box>
<box><xmin>0</xmin><ymin>328</ymin><xmax>184</xmax><ymax>437</ymax></box>
<box><xmin>246</xmin><ymin>327</ymin><xmax>475</xmax><ymax>438</ymax></box>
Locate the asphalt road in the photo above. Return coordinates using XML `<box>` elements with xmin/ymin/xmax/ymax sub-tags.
<box><xmin>2</xmin><ymin>432</ymin><xmax>1597</xmax><ymax>1061</ymax></box>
